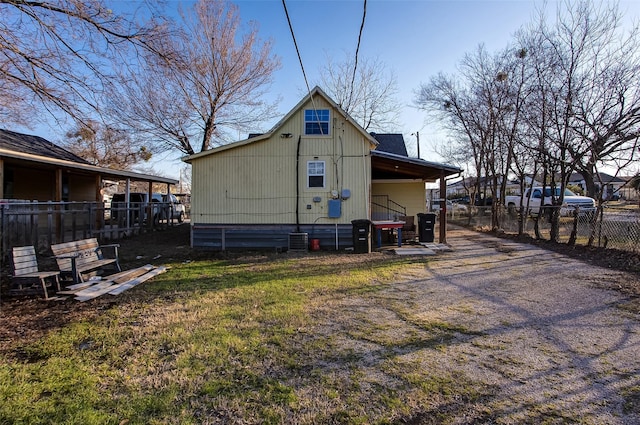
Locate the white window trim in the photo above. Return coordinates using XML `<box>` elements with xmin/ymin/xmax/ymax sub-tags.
<box><xmin>307</xmin><ymin>160</ymin><xmax>326</xmax><ymax>189</ymax></box>
<box><xmin>304</xmin><ymin>109</ymin><xmax>331</xmax><ymax>136</ymax></box>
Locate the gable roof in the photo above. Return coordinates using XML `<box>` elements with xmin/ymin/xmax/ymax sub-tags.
<box><xmin>0</xmin><ymin>129</ymin><xmax>90</xmax><ymax>164</ymax></box>
<box><xmin>268</xmin><ymin>86</ymin><xmax>377</xmax><ymax>143</ymax></box>
<box><xmin>183</xmin><ymin>86</ymin><xmax>378</xmax><ymax>163</ymax></box>
<box><xmin>370</xmin><ymin>133</ymin><xmax>408</xmax><ymax>156</ymax></box>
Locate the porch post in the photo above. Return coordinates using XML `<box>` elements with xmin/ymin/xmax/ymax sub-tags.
<box><xmin>55</xmin><ymin>168</ymin><xmax>63</xmax><ymax>201</ymax></box>
<box><xmin>147</xmin><ymin>180</ymin><xmax>153</xmax><ymax>229</ymax></box>
<box><xmin>95</xmin><ymin>175</ymin><xmax>102</xmax><ymax>235</ymax></box>
<box><xmin>439</xmin><ymin>171</ymin><xmax>447</xmax><ymax>243</ymax></box>
<box><xmin>55</xmin><ymin>168</ymin><xmax>63</xmax><ymax>240</ymax></box>
<box><xmin>125</xmin><ymin>179</ymin><xmax>131</xmax><ymax>230</ymax></box>
<box><xmin>0</xmin><ymin>157</ymin><xmax>4</xmax><ymax>199</ymax></box>
<box><xmin>95</xmin><ymin>175</ymin><xmax>101</xmax><ymax>202</ymax></box>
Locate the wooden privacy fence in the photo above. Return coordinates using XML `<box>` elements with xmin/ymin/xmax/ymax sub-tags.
<box><xmin>0</xmin><ymin>200</ymin><xmax>179</xmax><ymax>267</ymax></box>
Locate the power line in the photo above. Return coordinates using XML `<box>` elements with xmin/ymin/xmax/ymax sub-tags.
<box><xmin>281</xmin><ymin>0</ymin><xmax>325</xmax><ymax>135</ymax></box>
<box><xmin>348</xmin><ymin>0</ymin><xmax>367</xmax><ymax>109</ymax></box>
<box><xmin>281</xmin><ymin>0</ymin><xmax>312</xmax><ymax>97</ymax></box>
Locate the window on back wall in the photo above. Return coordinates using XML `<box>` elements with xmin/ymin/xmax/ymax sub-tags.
<box><xmin>307</xmin><ymin>161</ymin><xmax>325</xmax><ymax>188</ymax></box>
<box><xmin>304</xmin><ymin>109</ymin><xmax>330</xmax><ymax>135</ymax></box>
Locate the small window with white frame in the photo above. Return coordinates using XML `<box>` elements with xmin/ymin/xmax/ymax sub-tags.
<box><xmin>307</xmin><ymin>160</ymin><xmax>325</xmax><ymax>188</ymax></box>
<box><xmin>304</xmin><ymin>109</ymin><xmax>330</xmax><ymax>135</ymax></box>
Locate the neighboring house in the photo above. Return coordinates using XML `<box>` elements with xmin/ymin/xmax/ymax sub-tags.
<box><xmin>0</xmin><ymin>129</ymin><xmax>177</xmax><ymax>202</ymax></box>
<box><xmin>443</xmin><ymin>172</ymin><xmax>629</xmax><ymax>202</ymax></box>
<box><xmin>443</xmin><ymin>175</ymin><xmax>528</xmax><ymax>199</ymax></box>
<box><xmin>619</xmin><ymin>176</ymin><xmax>638</xmax><ymax>201</ymax></box>
<box><xmin>183</xmin><ymin>86</ymin><xmax>461</xmax><ymax>250</ymax></box>
<box><xmin>567</xmin><ymin>172</ymin><xmax>627</xmax><ymax>200</ymax></box>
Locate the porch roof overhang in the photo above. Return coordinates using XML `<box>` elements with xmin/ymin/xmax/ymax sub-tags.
<box><xmin>0</xmin><ymin>147</ymin><xmax>178</xmax><ymax>185</ymax></box>
<box><xmin>371</xmin><ymin>150</ymin><xmax>462</xmax><ymax>182</ymax></box>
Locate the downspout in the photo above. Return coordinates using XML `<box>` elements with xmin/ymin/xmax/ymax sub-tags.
<box><xmin>439</xmin><ymin>170</ymin><xmax>446</xmax><ymax>243</ymax></box>
<box><xmin>296</xmin><ymin>135</ymin><xmax>302</xmax><ymax>233</ymax></box>
<box><xmin>363</xmin><ymin>138</ymin><xmax>369</xmax><ymax>219</ymax></box>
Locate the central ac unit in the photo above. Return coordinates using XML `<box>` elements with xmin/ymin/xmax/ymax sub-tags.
<box><xmin>288</xmin><ymin>233</ymin><xmax>308</xmax><ymax>251</ymax></box>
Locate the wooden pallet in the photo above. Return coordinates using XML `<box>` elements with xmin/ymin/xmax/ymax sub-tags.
<box><xmin>60</xmin><ymin>265</ymin><xmax>167</xmax><ymax>302</ymax></box>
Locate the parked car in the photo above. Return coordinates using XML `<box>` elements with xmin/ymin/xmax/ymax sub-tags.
<box><xmin>449</xmin><ymin>194</ymin><xmax>493</xmax><ymax>206</ymax></box>
<box><xmin>505</xmin><ymin>187</ymin><xmax>596</xmax><ymax>216</ymax></box>
<box><xmin>111</xmin><ymin>192</ymin><xmax>150</xmax><ymax>222</ymax></box>
<box><xmin>432</xmin><ymin>200</ymin><xmax>468</xmax><ymax>213</ymax></box>
<box><xmin>111</xmin><ymin>192</ymin><xmax>186</xmax><ymax>224</ymax></box>
<box><xmin>152</xmin><ymin>193</ymin><xmax>186</xmax><ymax>223</ymax></box>
<box><xmin>450</xmin><ymin>196</ymin><xmax>470</xmax><ymax>205</ymax></box>
<box><xmin>474</xmin><ymin>195</ymin><xmax>493</xmax><ymax>206</ymax></box>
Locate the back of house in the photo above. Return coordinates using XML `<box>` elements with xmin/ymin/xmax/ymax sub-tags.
<box><xmin>185</xmin><ymin>87</ymin><xmax>377</xmax><ymax>250</ymax></box>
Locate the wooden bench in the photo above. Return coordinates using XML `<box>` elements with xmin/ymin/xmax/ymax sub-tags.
<box><xmin>11</xmin><ymin>246</ymin><xmax>61</xmax><ymax>299</ymax></box>
<box><xmin>51</xmin><ymin>238</ymin><xmax>121</xmax><ymax>284</ymax></box>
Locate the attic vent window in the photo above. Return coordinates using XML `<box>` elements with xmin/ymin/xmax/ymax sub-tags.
<box><xmin>304</xmin><ymin>109</ymin><xmax>330</xmax><ymax>135</ymax></box>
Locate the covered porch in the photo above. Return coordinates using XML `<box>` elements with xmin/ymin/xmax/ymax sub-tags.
<box><xmin>370</xmin><ymin>150</ymin><xmax>462</xmax><ymax>244</ymax></box>
<box><xmin>0</xmin><ymin>142</ymin><xmax>178</xmax><ymax>260</ymax></box>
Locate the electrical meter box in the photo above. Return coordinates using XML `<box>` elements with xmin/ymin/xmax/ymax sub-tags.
<box><xmin>328</xmin><ymin>199</ymin><xmax>341</xmax><ymax>218</ymax></box>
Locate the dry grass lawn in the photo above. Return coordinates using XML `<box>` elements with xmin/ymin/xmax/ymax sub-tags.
<box><xmin>1</xmin><ymin>224</ymin><xmax>640</xmax><ymax>424</ymax></box>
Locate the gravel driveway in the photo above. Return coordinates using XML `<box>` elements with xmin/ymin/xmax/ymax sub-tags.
<box><xmin>312</xmin><ymin>226</ymin><xmax>640</xmax><ymax>424</ymax></box>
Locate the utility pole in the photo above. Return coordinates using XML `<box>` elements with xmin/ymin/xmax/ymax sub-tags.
<box><xmin>412</xmin><ymin>131</ymin><xmax>421</xmax><ymax>159</ymax></box>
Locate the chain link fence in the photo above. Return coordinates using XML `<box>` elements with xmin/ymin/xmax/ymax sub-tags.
<box><xmin>446</xmin><ymin>203</ymin><xmax>640</xmax><ymax>253</ymax></box>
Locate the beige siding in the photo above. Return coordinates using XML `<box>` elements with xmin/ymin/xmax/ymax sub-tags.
<box><xmin>12</xmin><ymin>168</ymin><xmax>55</xmax><ymax>200</ymax></box>
<box><xmin>68</xmin><ymin>174</ymin><xmax>97</xmax><ymax>202</ymax></box>
<box><xmin>9</xmin><ymin>167</ymin><xmax>101</xmax><ymax>202</ymax></box>
<box><xmin>191</xmin><ymin>97</ymin><xmax>372</xmax><ymax>224</ymax></box>
<box><xmin>372</xmin><ymin>181</ymin><xmax>426</xmax><ymax>219</ymax></box>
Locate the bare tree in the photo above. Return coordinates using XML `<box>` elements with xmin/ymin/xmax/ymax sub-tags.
<box><xmin>627</xmin><ymin>174</ymin><xmax>640</xmax><ymax>204</ymax></box>
<box><xmin>564</xmin><ymin>4</ymin><xmax>640</xmax><ymax>199</ymax></box>
<box><xmin>416</xmin><ymin>0</ymin><xmax>640</xmax><ymax>241</ymax></box>
<box><xmin>320</xmin><ymin>53</ymin><xmax>400</xmax><ymax>132</ymax></box>
<box><xmin>517</xmin><ymin>1</ymin><xmax>640</xmax><ymax>241</ymax></box>
<box><xmin>415</xmin><ymin>72</ymin><xmax>481</xmax><ymax>182</ymax></box>
<box><xmin>416</xmin><ymin>44</ymin><xmax>528</xmax><ymax>229</ymax></box>
<box><xmin>63</xmin><ymin>121</ymin><xmax>151</xmax><ymax>169</ymax></box>
<box><xmin>0</xmin><ymin>0</ymin><xmax>166</xmax><ymax>126</ymax></box>
<box><xmin>107</xmin><ymin>0</ymin><xmax>281</xmax><ymax>155</ymax></box>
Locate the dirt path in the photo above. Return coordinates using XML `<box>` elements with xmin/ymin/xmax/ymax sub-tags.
<box><xmin>313</xmin><ymin>227</ymin><xmax>640</xmax><ymax>424</ymax></box>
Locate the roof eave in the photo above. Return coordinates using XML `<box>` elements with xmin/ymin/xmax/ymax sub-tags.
<box><xmin>182</xmin><ymin>133</ymin><xmax>272</xmax><ymax>163</ymax></box>
<box><xmin>0</xmin><ymin>148</ymin><xmax>177</xmax><ymax>184</ymax></box>
<box><xmin>370</xmin><ymin>150</ymin><xmax>463</xmax><ymax>175</ymax></box>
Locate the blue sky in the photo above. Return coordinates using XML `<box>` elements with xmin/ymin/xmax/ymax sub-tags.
<box><xmin>236</xmin><ymin>0</ymin><xmax>545</xmax><ymax>157</ymax></box>
<box><xmin>236</xmin><ymin>0</ymin><xmax>640</xmax><ymax>159</ymax></box>
<box><xmin>18</xmin><ymin>0</ymin><xmax>640</xmax><ymax>179</ymax></box>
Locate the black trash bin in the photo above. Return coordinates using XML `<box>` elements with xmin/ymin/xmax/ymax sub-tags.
<box><xmin>351</xmin><ymin>219</ymin><xmax>371</xmax><ymax>253</ymax></box>
<box><xmin>417</xmin><ymin>213</ymin><xmax>437</xmax><ymax>243</ymax></box>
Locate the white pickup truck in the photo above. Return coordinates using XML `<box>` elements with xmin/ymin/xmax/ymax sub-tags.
<box><xmin>505</xmin><ymin>187</ymin><xmax>596</xmax><ymax>216</ymax></box>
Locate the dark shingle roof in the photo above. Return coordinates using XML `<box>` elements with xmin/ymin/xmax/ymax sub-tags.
<box><xmin>568</xmin><ymin>172</ymin><xmax>626</xmax><ymax>184</ymax></box>
<box><xmin>0</xmin><ymin>129</ymin><xmax>90</xmax><ymax>164</ymax></box>
<box><xmin>370</xmin><ymin>133</ymin><xmax>408</xmax><ymax>157</ymax></box>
